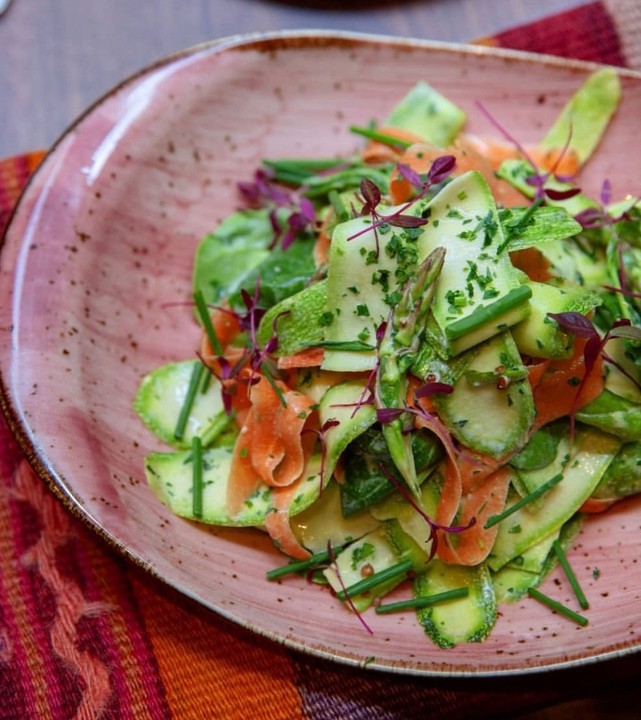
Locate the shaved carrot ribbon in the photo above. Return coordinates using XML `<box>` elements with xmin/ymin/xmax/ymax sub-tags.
<box><xmin>277</xmin><ymin>346</ymin><xmax>325</xmax><ymax>369</ymax></box>
<box><xmin>265</xmin><ymin>486</ymin><xmax>312</xmax><ymax>560</ymax></box>
<box><xmin>361</xmin><ymin>126</ymin><xmax>425</xmax><ymax>164</ymax></box>
<box><xmin>228</xmin><ymin>377</ymin><xmax>315</xmax><ymax>501</ymax></box>
<box><xmin>385</xmin><ymin>137</ymin><xmax>526</xmax><ymax>207</ymax></box>
<box><xmin>531</xmin><ymin>336</ymin><xmax>605</xmax><ymax>432</ymax></box>
<box><xmin>436</xmin><ymin>467</ymin><xmax>512</xmax><ymax>566</ymax></box>
<box><xmin>226</xmin><ymin>375</ymin><xmax>317</xmax><ymax>558</ymax></box>
<box><xmin>580</xmin><ymin>497</ymin><xmax>618</xmax><ymax>514</ymax></box>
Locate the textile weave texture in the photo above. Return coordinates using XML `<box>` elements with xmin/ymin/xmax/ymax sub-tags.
<box><xmin>2</xmin><ymin>2</ymin><xmax>641</xmax><ymax>718</ymax></box>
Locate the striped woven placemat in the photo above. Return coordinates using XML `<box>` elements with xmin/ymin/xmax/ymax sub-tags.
<box><xmin>2</xmin><ymin>2</ymin><xmax>641</xmax><ymax>718</ymax></box>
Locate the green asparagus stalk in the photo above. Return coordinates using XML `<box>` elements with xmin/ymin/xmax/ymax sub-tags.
<box><xmin>377</xmin><ymin>247</ymin><xmax>446</xmax><ymax>498</ymax></box>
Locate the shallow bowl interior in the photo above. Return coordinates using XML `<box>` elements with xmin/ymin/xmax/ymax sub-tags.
<box><xmin>2</xmin><ymin>31</ymin><xmax>641</xmax><ymax>676</ymax></box>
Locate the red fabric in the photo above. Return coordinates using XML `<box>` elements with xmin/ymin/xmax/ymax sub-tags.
<box><xmin>493</xmin><ymin>1</ymin><xmax>626</xmax><ymax>66</ymax></box>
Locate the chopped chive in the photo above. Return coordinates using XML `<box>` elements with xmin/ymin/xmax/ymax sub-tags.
<box><xmin>174</xmin><ymin>362</ymin><xmax>205</xmax><ymax>440</ymax></box>
<box><xmin>266</xmin><ymin>546</ymin><xmax>346</xmax><ymax>581</ymax></box>
<box><xmin>263</xmin><ymin>157</ymin><xmax>345</xmax><ymax>172</ymax></box>
<box><xmin>191</xmin><ymin>435</ymin><xmax>203</xmax><ymax>519</ymax></box>
<box><xmin>200</xmin><ymin>411</ymin><xmax>233</xmax><ymax>447</ymax></box>
<box><xmin>328</xmin><ymin>189</ymin><xmax>349</xmax><ymax>223</ymax></box>
<box><xmin>201</xmin><ymin>370</ymin><xmax>212</xmax><ymax>394</ymax></box>
<box><xmin>261</xmin><ymin>365</ymin><xmax>288</xmax><ymax>408</ymax></box>
<box><xmin>336</xmin><ymin>559</ymin><xmax>413</xmax><ymax>601</ymax></box>
<box><xmin>349</xmin><ymin>125</ymin><xmax>413</xmax><ymax>149</ymax></box>
<box><xmin>375</xmin><ymin>587</ymin><xmax>469</xmax><ymax>614</ymax></box>
<box><xmin>484</xmin><ymin>473</ymin><xmax>563</xmax><ymax>529</ymax></box>
<box><xmin>264</xmin><ymin>169</ymin><xmax>312</xmax><ymax>185</ymax></box>
<box><xmin>528</xmin><ymin>587</ymin><xmax>589</xmax><ymax>626</ymax></box>
<box><xmin>553</xmin><ymin>539</ymin><xmax>589</xmax><ymax>610</ymax></box>
<box><xmin>445</xmin><ymin>285</ymin><xmax>532</xmax><ymax>342</ymax></box>
<box><xmin>304</xmin><ymin>340</ymin><xmax>375</xmax><ymax>351</ymax></box>
<box><xmin>194</xmin><ymin>289</ymin><xmax>223</xmax><ymax>355</ymax></box>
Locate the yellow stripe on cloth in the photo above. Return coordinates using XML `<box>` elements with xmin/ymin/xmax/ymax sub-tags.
<box><xmin>131</xmin><ymin>573</ymin><xmax>304</xmax><ymax>720</ymax></box>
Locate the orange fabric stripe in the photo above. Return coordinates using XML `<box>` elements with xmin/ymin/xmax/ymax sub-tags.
<box><xmin>131</xmin><ymin>574</ymin><xmax>304</xmax><ymax>720</ymax></box>
<box><xmin>83</xmin><ymin>540</ymin><xmax>168</xmax><ymax>720</ymax></box>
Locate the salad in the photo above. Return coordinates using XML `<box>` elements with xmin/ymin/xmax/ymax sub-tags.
<box><xmin>135</xmin><ymin>68</ymin><xmax>641</xmax><ymax>648</ymax></box>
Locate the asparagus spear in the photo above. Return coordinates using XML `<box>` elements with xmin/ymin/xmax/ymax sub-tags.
<box><xmin>376</xmin><ymin>247</ymin><xmax>446</xmax><ymax>498</ymax></box>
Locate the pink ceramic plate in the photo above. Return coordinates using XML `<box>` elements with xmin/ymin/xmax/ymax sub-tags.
<box><xmin>2</xmin><ymin>31</ymin><xmax>641</xmax><ymax>676</ymax></box>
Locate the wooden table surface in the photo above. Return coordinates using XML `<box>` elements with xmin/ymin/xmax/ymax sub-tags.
<box><xmin>0</xmin><ymin>0</ymin><xmax>584</xmax><ymax>158</ymax></box>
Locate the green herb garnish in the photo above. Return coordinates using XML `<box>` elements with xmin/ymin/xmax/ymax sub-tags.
<box><xmin>528</xmin><ymin>587</ymin><xmax>589</xmax><ymax>627</ymax></box>
<box><xmin>484</xmin><ymin>473</ymin><xmax>563</xmax><ymax>529</ymax></box>
<box><xmin>375</xmin><ymin>587</ymin><xmax>469</xmax><ymax>614</ymax></box>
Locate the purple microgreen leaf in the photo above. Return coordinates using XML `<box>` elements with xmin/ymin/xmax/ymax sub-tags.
<box><xmin>600</xmin><ymin>178</ymin><xmax>613</xmax><ymax>206</ymax></box>
<box><xmin>546</xmin><ymin>311</ymin><xmax>598</xmax><ymax>339</ymax></box>
<box><xmin>583</xmin><ymin>335</ymin><xmax>604</xmax><ymax>375</ymax></box>
<box><xmin>574</xmin><ymin>207</ymin><xmax>608</xmax><ymax>229</ymax></box>
<box><xmin>240</xmin><ymin>287</ymin><xmax>254</xmax><ymax>312</ymax></box>
<box><xmin>544</xmin><ymin>186</ymin><xmax>582</xmax><ymax>201</ymax></box>
<box><xmin>299</xmin><ymin>195</ymin><xmax>317</xmax><ymax>223</ymax></box>
<box><xmin>427</xmin><ymin>154</ymin><xmax>456</xmax><ymax>185</ymax></box>
<box><xmin>397</xmin><ymin>163</ymin><xmax>424</xmax><ymax>189</ymax></box>
<box><xmin>388</xmin><ymin>214</ymin><xmax>428</xmax><ymax>229</ymax></box>
<box><xmin>414</xmin><ymin>381</ymin><xmax>454</xmax><ymax>398</ymax></box>
<box><xmin>359</xmin><ymin>177</ymin><xmax>382</xmax><ymax>211</ymax></box>
<box><xmin>376</xmin><ymin>407</ymin><xmax>405</xmax><ymax>424</ymax></box>
<box><xmin>375</xmin><ymin>321</ymin><xmax>388</xmax><ymax>346</ymax></box>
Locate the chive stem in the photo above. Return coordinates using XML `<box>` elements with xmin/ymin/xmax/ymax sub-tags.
<box><xmin>528</xmin><ymin>587</ymin><xmax>589</xmax><ymax>626</ymax></box>
<box><xmin>174</xmin><ymin>362</ymin><xmax>205</xmax><ymax>440</ymax></box>
<box><xmin>375</xmin><ymin>587</ymin><xmax>469</xmax><ymax>614</ymax></box>
<box><xmin>484</xmin><ymin>473</ymin><xmax>563</xmax><ymax>529</ymax></box>
<box><xmin>328</xmin><ymin>189</ymin><xmax>349</xmax><ymax>223</ymax></box>
<box><xmin>194</xmin><ymin>289</ymin><xmax>223</xmax><ymax>355</ymax></box>
<box><xmin>336</xmin><ymin>559</ymin><xmax>413</xmax><ymax>601</ymax></box>
<box><xmin>266</xmin><ymin>545</ymin><xmax>346</xmax><ymax>581</ymax></box>
<box><xmin>191</xmin><ymin>435</ymin><xmax>203</xmax><ymax>519</ymax></box>
<box><xmin>303</xmin><ymin>340</ymin><xmax>375</xmax><ymax>351</ymax></box>
<box><xmin>261</xmin><ymin>365</ymin><xmax>288</xmax><ymax>408</ymax></box>
<box><xmin>553</xmin><ymin>539</ymin><xmax>589</xmax><ymax>610</ymax></box>
<box><xmin>201</xmin><ymin>370</ymin><xmax>213</xmax><ymax>394</ymax></box>
<box><xmin>263</xmin><ymin>157</ymin><xmax>346</xmax><ymax>172</ymax></box>
<box><xmin>200</xmin><ymin>411</ymin><xmax>233</xmax><ymax>447</ymax></box>
<box><xmin>349</xmin><ymin>125</ymin><xmax>413</xmax><ymax>149</ymax></box>
<box><xmin>445</xmin><ymin>285</ymin><xmax>532</xmax><ymax>342</ymax></box>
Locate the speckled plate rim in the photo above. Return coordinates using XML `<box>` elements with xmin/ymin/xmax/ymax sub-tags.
<box><xmin>2</xmin><ymin>29</ymin><xmax>641</xmax><ymax>678</ymax></box>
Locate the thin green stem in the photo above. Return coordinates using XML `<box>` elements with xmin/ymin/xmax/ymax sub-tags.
<box><xmin>174</xmin><ymin>362</ymin><xmax>205</xmax><ymax>440</ymax></box>
<box><xmin>375</xmin><ymin>587</ymin><xmax>469</xmax><ymax>614</ymax></box>
<box><xmin>528</xmin><ymin>587</ymin><xmax>589</xmax><ymax>626</ymax></box>
<box><xmin>200</xmin><ymin>412</ymin><xmax>234</xmax><ymax>447</ymax></box>
<box><xmin>194</xmin><ymin>289</ymin><xmax>223</xmax><ymax>355</ymax></box>
<box><xmin>192</xmin><ymin>435</ymin><xmax>203</xmax><ymax>519</ymax></box>
<box><xmin>266</xmin><ymin>546</ymin><xmax>347</xmax><ymax>581</ymax></box>
<box><xmin>484</xmin><ymin>473</ymin><xmax>563</xmax><ymax>529</ymax></box>
<box><xmin>349</xmin><ymin>125</ymin><xmax>413</xmax><ymax>149</ymax></box>
<box><xmin>335</xmin><ymin>559</ymin><xmax>413</xmax><ymax>601</ymax></box>
<box><xmin>553</xmin><ymin>539</ymin><xmax>589</xmax><ymax>610</ymax></box>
